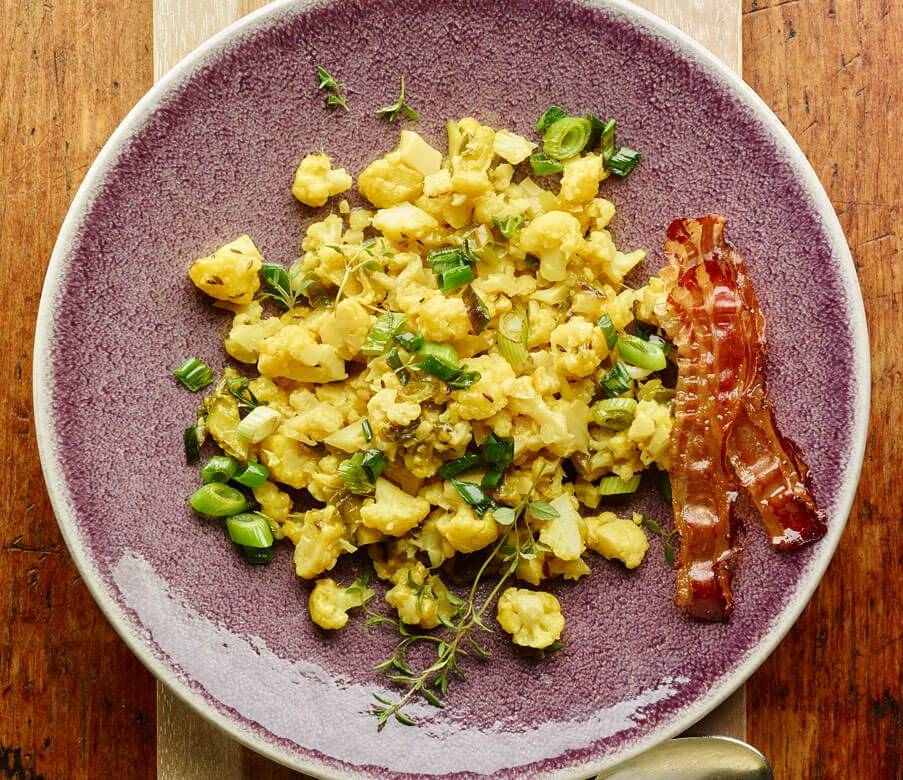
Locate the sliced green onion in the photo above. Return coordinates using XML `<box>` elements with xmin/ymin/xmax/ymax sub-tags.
<box><xmin>201</xmin><ymin>455</ymin><xmax>239</xmax><ymax>483</ymax></box>
<box><xmin>462</xmin><ymin>286</ymin><xmax>490</xmax><ymax>334</ymax></box>
<box><xmin>497</xmin><ymin>307</ymin><xmax>529</xmax><ymax>365</ymax></box>
<box><xmin>361</xmin><ymin>449</ymin><xmax>388</xmax><ymax>481</ymax></box>
<box><xmin>601</xmin><ymin>118</ymin><xmax>616</xmax><ymax>161</ymax></box>
<box><xmin>184</xmin><ymin>425</ymin><xmax>201</xmax><ymax>465</ymax></box>
<box><xmin>601</xmin><ymin>362</ymin><xmax>632</xmax><ymax>397</ymax></box>
<box><xmin>450</xmin><ymin>480</ymin><xmax>496</xmax><ymax>515</ymax></box>
<box><xmin>427</xmin><ymin>246</ymin><xmax>468</xmax><ymax>273</ymax></box>
<box><xmin>363</xmin><ymin>311</ymin><xmax>406</xmax><ymax>356</ymax></box>
<box><xmin>446</xmin><ymin>119</ymin><xmax>462</xmax><ymax>158</ymax></box>
<box><xmin>260</xmin><ymin>263</ymin><xmax>294</xmax><ymax>308</ymax></box>
<box><xmin>482</xmin><ymin>433</ymin><xmax>514</xmax><ymax>471</ymax></box>
<box><xmin>529</xmin><ymin>153</ymin><xmax>564</xmax><ymax>175</ymax></box>
<box><xmin>226</xmin><ymin>513</ymin><xmax>274</xmax><ymax>548</ymax></box>
<box><xmin>542</xmin><ymin>117</ymin><xmax>592</xmax><ymax>161</ymax></box>
<box><xmin>605</xmin><ymin>146</ymin><xmax>641</xmax><ymax>177</ymax></box>
<box><xmin>536</xmin><ymin>106</ymin><xmax>567</xmax><ymax>134</ymax></box>
<box><xmin>339</xmin><ymin>452</ymin><xmax>375</xmax><ymax>495</ymax></box>
<box><xmin>447</xmin><ymin>368</ymin><xmax>480</xmax><ymax>390</ymax></box>
<box><xmin>524</xmin><ymin>254</ymin><xmax>540</xmax><ymax>269</ymax></box>
<box><xmin>481</xmin><ymin>469</ymin><xmax>503</xmax><ymax>490</ymax></box>
<box><xmin>439</xmin><ymin>454</ymin><xmax>484</xmax><ymax>479</ymax></box>
<box><xmin>236</xmin><ymin>405</ymin><xmax>282</xmax><ymax>443</ymax></box>
<box><xmin>362</xmin><ymin>419</ymin><xmax>373</xmax><ymax>442</ymax></box>
<box><xmin>437</xmin><ymin>264</ymin><xmax>475</xmax><ymax>294</ymax></box>
<box><xmin>243</xmin><ymin>546</ymin><xmax>274</xmax><ymax>564</ymax></box>
<box><xmin>190</xmin><ymin>483</ymin><xmax>251</xmax><ymax>516</ymax></box>
<box><xmin>417</xmin><ymin>341</ymin><xmax>459</xmax><ymax>368</ymax></box>
<box><xmin>386</xmin><ymin>346</ymin><xmax>410</xmax><ymax>385</ymax></box>
<box><xmin>415</xmin><ymin>355</ymin><xmax>461</xmax><ymax>382</ymax></box>
<box><xmin>597</xmin><ymin>474</ymin><xmax>642</xmax><ymax>495</ymax></box>
<box><xmin>233</xmin><ymin>461</ymin><xmax>269</xmax><ymax>488</ymax></box>
<box><xmin>394</xmin><ymin>332</ymin><xmax>425</xmax><ymax>353</ymax></box>
<box><xmin>585</xmin><ymin>114</ymin><xmax>607</xmax><ymax>150</ymax></box>
<box><xmin>597</xmin><ymin>314</ymin><xmax>618</xmax><ymax>350</ymax></box>
<box><xmin>174</xmin><ymin>358</ymin><xmax>214</xmax><ymax>392</ymax></box>
<box><xmin>591</xmin><ymin>397</ymin><xmax>638</xmax><ymax>431</ymax></box>
<box><xmin>492</xmin><ymin>214</ymin><xmax>524</xmax><ymax>239</ymax></box>
<box><xmin>617</xmin><ymin>333</ymin><xmax>668</xmax><ymax>371</ymax></box>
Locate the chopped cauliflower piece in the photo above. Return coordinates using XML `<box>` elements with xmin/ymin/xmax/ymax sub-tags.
<box><xmin>496</xmin><ymin>588</ymin><xmax>565</xmax><ymax>649</ymax></box>
<box><xmin>293</xmin><ymin>505</ymin><xmax>346</xmax><ymax>579</ymax></box>
<box><xmin>584</xmin><ymin>512</ymin><xmax>649</xmax><ymax>569</ymax></box>
<box><xmin>291</xmin><ymin>154</ymin><xmax>352</xmax><ymax>207</ymax></box>
<box><xmin>258</xmin><ymin>324</ymin><xmax>347</xmax><ymax>383</ymax></box>
<box><xmin>252</xmin><ymin>481</ymin><xmax>292</xmax><ymax>525</ymax></box>
<box><xmin>371</xmin><ymin>202</ymin><xmax>439</xmax><ymax>242</ymax></box>
<box><xmin>396</xmin><ymin>130</ymin><xmax>443</xmax><ymax>176</ymax></box>
<box><xmin>224</xmin><ymin>302</ymin><xmax>282</xmax><ymax>363</ymax></box>
<box><xmin>493</xmin><ymin>130</ymin><xmax>537</xmax><ymax>165</ymax></box>
<box><xmin>559</xmin><ymin>152</ymin><xmax>605</xmax><ymax>204</ymax></box>
<box><xmin>436</xmin><ymin>505</ymin><xmax>498</xmax><ymax>554</ymax></box>
<box><xmin>549</xmin><ymin>316</ymin><xmax>608</xmax><ymax>379</ymax></box>
<box><xmin>189</xmin><ymin>235</ymin><xmax>262</xmax><ymax>305</ymax></box>
<box><xmin>538</xmin><ymin>494</ymin><xmax>585</xmax><ymax>561</ymax></box>
<box><xmin>360</xmin><ymin>478</ymin><xmax>431</xmax><ymax>536</ymax></box>
<box><xmin>518</xmin><ymin>211</ymin><xmax>583</xmax><ymax>282</ymax></box>
<box><xmin>309</xmin><ymin>577</ymin><xmax>374</xmax><ymax>630</ymax></box>
<box><xmin>358</xmin><ymin>152</ymin><xmax>423</xmax><ymax>208</ymax></box>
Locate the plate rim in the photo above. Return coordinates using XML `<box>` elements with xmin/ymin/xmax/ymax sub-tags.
<box><xmin>32</xmin><ymin>0</ymin><xmax>870</xmax><ymax>776</ymax></box>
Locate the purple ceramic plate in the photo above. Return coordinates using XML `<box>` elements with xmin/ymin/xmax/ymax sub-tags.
<box><xmin>34</xmin><ymin>0</ymin><xmax>868</xmax><ymax>777</ymax></box>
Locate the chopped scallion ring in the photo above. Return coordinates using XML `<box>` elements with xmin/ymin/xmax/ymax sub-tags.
<box><xmin>491</xmin><ymin>214</ymin><xmax>524</xmax><ymax>239</ymax></box>
<box><xmin>536</xmin><ymin>106</ymin><xmax>567</xmax><ymax>134</ymax></box>
<box><xmin>226</xmin><ymin>513</ymin><xmax>275</xmax><ymax>548</ymax></box>
<box><xmin>450</xmin><ymin>480</ymin><xmax>496</xmax><ymax>515</ymax></box>
<box><xmin>617</xmin><ymin>333</ymin><xmax>668</xmax><ymax>371</ymax></box>
<box><xmin>363</xmin><ymin>312</ymin><xmax>406</xmax><ymax>356</ymax></box>
<box><xmin>591</xmin><ymin>397</ymin><xmax>638</xmax><ymax>431</ymax></box>
<box><xmin>481</xmin><ymin>433</ymin><xmax>514</xmax><ymax>471</ymax></box>
<box><xmin>236</xmin><ymin>406</ymin><xmax>282</xmax><ymax>443</ymax></box>
<box><xmin>438</xmin><ymin>453</ymin><xmax>484</xmax><ymax>479</ymax></box>
<box><xmin>437</xmin><ymin>264</ymin><xmax>475</xmax><ymax>294</ymax></box>
<box><xmin>184</xmin><ymin>426</ymin><xmax>201</xmax><ymax>465</ymax></box>
<box><xmin>597</xmin><ymin>474</ymin><xmax>642</xmax><ymax>496</ymax></box>
<box><xmin>597</xmin><ymin>314</ymin><xmax>618</xmax><ymax>350</ymax></box>
<box><xmin>529</xmin><ymin>152</ymin><xmax>564</xmax><ymax>176</ymax></box>
<box><xmin>601</xmin><ymin>362</ymin><xmax>632</xmax><ymax>397</ymax></box>
<box><xmin>174</xmin><ymin>358</ymin><xmax>214</xmax><ymax>392</ymax></box>
<box><xmin>362</xmin><ymin>419</ymin><xmax>373</xmax><ymax>442</ymax></box>
<box><xmin>233</xmin><ymin>461</ymin><xmax>270</xmax><ymax>488</ymax></box>
<box><xmin>394</xmin><ymin>332</ymin><xmax>425</xmax><ymax>353</ymax></box>
<box><xmin>462</xmin><ymin>286</ymin><xmax>490</xmax><ymax>334</ymax></box>
<box><xmin>189</xmin><ymin>483</ymin><xmax>251</xmax><ymax>517</ymax></box>
<box><xmin>496</xmin><ymin>308</ymin><xmax>529</xmax><ymax>365</ymax></box>
<box><xmin>542</xmin><ymin>117</ymin><xmax>592</xmax><ymax>161</ymax></box>
<box><xmin>416</xmin><ymin>341</ymin><xmax>459</xmax><ymax>369</ymax></box>
<box><xmin>201</xmin><ymin>455</ymin><xmax>239</xmax><ymax>483</ymax></box>
<box><xmin>605</xmin><ymin>146</ymin><xmax>641</xmax><ymax>177</ymax></box>
<box><xmin>481</xmin><ymin>469</ymin><xmax>503</xmax><ymax>490</ymax></box>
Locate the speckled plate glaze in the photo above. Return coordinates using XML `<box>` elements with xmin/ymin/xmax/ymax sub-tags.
<box><xmin>34</xmin><ymin>0</ymin><xmax>868</xmax><ymax>777</ymax></box>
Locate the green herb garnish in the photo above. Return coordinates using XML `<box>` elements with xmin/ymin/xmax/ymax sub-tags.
<box><xmin>642</xmin><ymin>514</ymin><xmax>679</xmax><ymax>567</ymax></box>
<box><xmin>316</xmin><ymin>65</ymin><xmax>349</xmax><ymax>111</ymax></box>
<box><xmin>174</xmin><ymin>358</ymin><xmax>214</xmax><ymax>392</ymax></box>
<box><xmin>377</xmin><ymin>75</ymin><xmax>419</xmax><ymax>122</ymax></box>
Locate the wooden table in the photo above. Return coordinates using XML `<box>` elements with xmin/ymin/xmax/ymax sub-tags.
<box><xmin>1</xmin><ymin>1</ymin><xmax>897</xmax><ymax>778</ymax></box>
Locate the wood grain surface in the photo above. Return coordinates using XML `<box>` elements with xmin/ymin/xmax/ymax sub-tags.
<box><xmin>1</xmin><ymin>1</ymin><xmax>898</xmax><ymax>779</ymax></box>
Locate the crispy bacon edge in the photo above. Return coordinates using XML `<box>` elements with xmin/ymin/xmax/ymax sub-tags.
<box><xmin>660</xmin><ymin>215</ymin><xmax>826</xmax><ymax>620</ymax></box>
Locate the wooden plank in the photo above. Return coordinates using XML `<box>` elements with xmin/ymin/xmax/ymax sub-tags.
<box><xmin>152</xmin><ymin>1</ymin><xmax>742</xmax><ymax>777</ymax></box>
<box><xmin>743</xmin><ymin>1</ymin><xmax>903</xmax><ymax>778</ymax></box>
<box><xmin>0</xmin><ymin>0</ymin><xmax>157</xmax><ymax>778</ymax></box>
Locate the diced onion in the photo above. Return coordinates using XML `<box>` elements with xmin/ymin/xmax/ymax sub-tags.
<box><xmin>497</xmin><ymin>307</ymin><xmax>528</xmax><ymax>365</ymax></box>
<box><xmin>597</xmin><ymin>474</ymin><xmax>642</xmax><ymax>496</ymax></box>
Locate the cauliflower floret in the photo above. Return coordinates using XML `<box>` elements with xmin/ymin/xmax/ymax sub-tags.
<box><xmin>518</xmin><ymin>211</ymin><xmax>583</xmax><ymax>282</ymax></box>
<box><xmin>358</xmin><ymin>152</ymin><xmax>424</xmax><ymax>208</ymax></box>
<box><xmin>309</xmin><ymin>577</ymin><xmax>374</xmax><ymax>630</ymax></box>
<box><xmin>423</xmin><ymin>169</ymin><xmax>453</xmax><ymax>197</ymax></box>
<box><xmin>579</xmin><ymin>230</ymin><xmax>618</xmax><ymax>278</ymax></box>
<box><xmin>549</xmin><ymin>316</ymin><xmax>608</xmax><ymax>379</ymax></box>
<box><xmin>204</xmin><ymin>390</ymin><xmax>251</xmax><ymax>461</ymax></box>
<box><xmin>496</xmin><ymin>587</ymin><xmax>565</xmax><ymax>649</ymax></box>
<box><xmin>258</xmin><ymin>432</ymin><xmax>319</xmax><ymax>489</ymax></box>
<box><xmin>493</xmin><ymin>130</ymin><xmax>537</xmax><ymax>165</ymax></box>
<box><xmin>281</xmin><ymin>399</ymin><xmax>345</xmax><ymax>445</ymax></box>
<box><xmin>189</xmin><ymin>235</ymin><xmax>263</xmax><ymax>305</ymax></box>
<box><xmin>547</xmin><ymin>556</ymin><xmax>591</xmax><ymax>581</ymax></box>
<box><xmin>585</xmin><ymin>198</ymin><xmax>616</xmax><ymax>230</ymax></box>
<box><xmin>292</xmin><ymin>505</ymin><xmax>346</xmax><ymax>579</ymax></box>
<box><xmin>584</xmin><ymin>512</ymin><xmax>649</xmax><ymax>569</ymax></box>
<box><xmin>627</xmin><ymin>399</ymin><xmax>674</xmax><ymax>470</ymax></box>
<box><xmin>360</xmin><ymin>478</ymin><xmax>431</xmax><ymax>536</ymax></box>
<box><xmin>537</xmin><ymin>494</ymin><xmax>585</xmax><ymax>561</ymax></box>
<box><xmin>291</xmin><ymin>154</ymin><xmax>352</xmax><ymax>207</ymax></box>
<box><xmin>436</xmin><ymin>504</ymin><xmax>499</xmax><ymax>554</ymax></box>
<box><xmin>410</xmin><ymin>511</ymin><xmax>456</xmax><ymax>568</ymax></box>
<box><xmin>372</xmin><ymin>202</ymin><xmax>439</xmax><ymax>242</ymax></box>
<box><xmin>252</xmin><ymin>481</ymin><xmax>292</xmax><ymax>525</ymax></box>
<box><xmin>323</xmin><ymin>420</ymin><xmax>369</xmax><ymax>453</ymax></box>
<box><xmin>635</xmin><ymin>275</ymin><xmax>669</xmax><ymax>326</ymax></box>
<box><xmin>367</xmin><ymin>387</ymin><xmax>421</xmax><ymax>437</ymax></box>
<box><xmin>451</xmin><ymin>354</ymin><xmax>516</xmax><ymax>421</ymax></box>
<box><xmin>301</xmin><ymin>214</ymin><xmax>344</xmax><ymax>253</ymax></box>
<box><xmin>385</xmin><ymin>572</ymin><xmax>456</xmax><ymax>629</ymax></box>
<box><xmin>224</xmin><ymin>302</ymin><xmax>283</xmax><ymax>363</ymax></box>
<box><xmin>414</xmin><ymin>292</ymin><xmax>471</xmax><ymax>342</ymax></box>
<box><xmin>605</xmin><ymin>249</ymin><xmax>646</xmax><ymax>286</ymax></box>
<box><xmin>258</xmin><ymin>324</ymin><xmax>347</xmax><ymax>383</ymax></box>
<box><xmin>559</xmin><ymin>152</ymin><xmax>606</xmax><ymax>204</ymax></box>
<box><xmin>318</xmin><ymin>298</ymin><xmax>371</xmax><ymax>360</ymax></box>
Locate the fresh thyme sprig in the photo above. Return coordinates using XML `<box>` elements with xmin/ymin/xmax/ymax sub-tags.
<box><xmin>316</xmin><ymin>65</ymin><xmax>349</xmax><ymax>111</ymax></box>
<box><xmin>330</xmin><ymin>238</ymin><xmax>392</xmax><ymax>306</ymax></box>
<box><xmin>376</xmin><ymin>75</ymin><xmax>419</xmax><ymax>122</ymax></box>
<box><xmin>363</xmin><ymin>470</ymin><xmax>558</xmax><ymax>727</ymax></box>
<box><xmin>642</xmin><ymin>515</ymin><xmax>679</xmax><ymax>567</ymax></box>
<box><xmin>258</xmin><ymin>262</ymin><xmax>313</xmax><ymax>310</ymax></box>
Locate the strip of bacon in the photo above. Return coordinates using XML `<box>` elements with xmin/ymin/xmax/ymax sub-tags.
<box><xmin>659</xmin><ymin>216</ymin><xmax>826</xmax><ymax>619</ymax></box>
<box><xmin>664</xmin><ymin>258</ymin><xmax>760</xmax><ymax>621</ymax></box>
